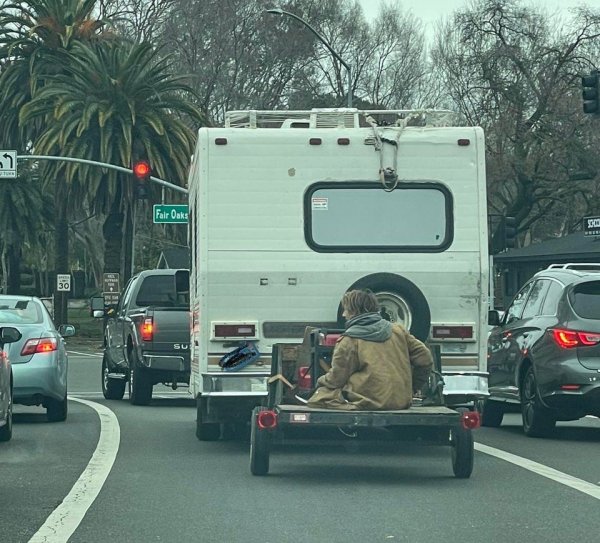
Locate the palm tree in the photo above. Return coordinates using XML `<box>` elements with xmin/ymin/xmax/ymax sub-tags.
<box><xmin>20</xmin><ymin>39</ymin><xmax>204</xmax><ymax>284</ymax></box>
<box><xmin>0</xmin><ymin>166</ymin><xmax>53</xmax><ymax>294</ymax></box>
<box><xmin>0</xmin><ymin>0</ymin><xmax>112</xmax><ymax>322</ymax></box>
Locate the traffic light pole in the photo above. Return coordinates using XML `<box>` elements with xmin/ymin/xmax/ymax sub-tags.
<box><xmin>17</xmin><ymin>155</ymin><xmax>188</xmax><ymax>194</ymax></box>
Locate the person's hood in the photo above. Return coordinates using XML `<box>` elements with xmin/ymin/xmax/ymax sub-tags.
<box><xmin>343</xmin><ymin>312</ymin><xmax>392</xmax><ymax>342</ymax></box>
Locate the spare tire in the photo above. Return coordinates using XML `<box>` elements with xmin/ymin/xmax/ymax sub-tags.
<box><xmin>337</xmin><ymin>273</ymin><xmax>431</xmax><ymax>341</ymax></box>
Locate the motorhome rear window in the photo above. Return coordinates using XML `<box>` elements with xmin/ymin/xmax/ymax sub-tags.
<box><xmin>304</xmin><ymin>182</ymin><xmax>452</xmax><ymax>252</ymax></box>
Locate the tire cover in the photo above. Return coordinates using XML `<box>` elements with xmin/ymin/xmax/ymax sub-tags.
<box><xmin>337</xmin><ymin>273</ymin><xmax>431</xmax><ymax>341</ymax></box>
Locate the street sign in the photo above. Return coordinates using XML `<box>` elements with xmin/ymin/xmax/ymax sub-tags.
<box><xmin>153</xmin><ymin>204</ymin><xmax>189</xmax><ymax>224</ymax></box>
<box><xmin>103</xmin><ymin>273</ymin><xmax>120</xmax><ymax>306</ymax></box>
<box><xmin>56</xmin><ymin>274</ymin><xmax>71</xmax><ymax>292</ymax></box>
<box><xmin>583</xmin><ymin>216</ymin><xmax>600</xmax><ymax>236</ymax></box>
<box><xmin>0</xmin><ymin>150</ymin><xmax>17</xmax><ymax>178</ymax></box>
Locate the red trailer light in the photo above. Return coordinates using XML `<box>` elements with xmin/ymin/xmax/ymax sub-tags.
<box><xmin>257</xmin><ymin>410</ymin><xmax>278</xmax><ymax>430</ymax></box>
<box><xmin>460</xmin><ymin>410</ymin><xmax>481</xmax><ymax>430</ymax></box>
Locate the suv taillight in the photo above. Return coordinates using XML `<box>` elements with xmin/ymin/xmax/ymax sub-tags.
<box><xmin>141</xmin><ymin>318</ymin><xmax>154</xmax><ymax>342</ymax></box>
<box><xmin>21</xmin><ymin>337</ymin><xmax>57</xmax><ymax>355</ymax></box>
<box><xmin>551</xmin><ymin>329</ymin><xmax>600</xmax><ymax>349</ymax></box>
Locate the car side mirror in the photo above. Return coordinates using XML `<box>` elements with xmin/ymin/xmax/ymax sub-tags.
<box><xmin>90</xmin><ymin>296</ymin><xmax>104</xmax><ymax>317</ymax></box>
<box><xmin>0</xmin><ymin>326</ymin><xmax>22</xmax><ymax>345</ymax></box>
<box><xmin>175</xmin><ymin>269</ymin><xmax>190</xmax><ymax>293</ymax></box>
<box><xmin>488</xmin><ymin>310</ymin><xmax>501</xmax><ymax>326</ymax></box>
<box><xmin>58</xmin><ymin>324</ymin><xmax>76</xmax><ymax>337</ymax></box>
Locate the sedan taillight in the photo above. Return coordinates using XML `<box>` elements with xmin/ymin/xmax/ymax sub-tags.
<box><xmin>551</xmin><ymin>329</ymin><xmax>600</xmax><ymax>349</ymax></box>
<box><xmin>21</xmin><ymin>337</ymin><xmax>58</xmax><ymax>355</ymax></box>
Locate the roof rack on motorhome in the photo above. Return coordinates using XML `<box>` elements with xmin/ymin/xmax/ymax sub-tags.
<box><xmin>224</xmin><ymin>108</ymin><xmax>461</xmax><ymax>129</ymax></box>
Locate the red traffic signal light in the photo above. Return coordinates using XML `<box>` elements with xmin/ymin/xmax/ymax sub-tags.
<box><xmin>132</xmin><ymin>160</ymin><xmax>151</xmax><ymax>180</ymax></box>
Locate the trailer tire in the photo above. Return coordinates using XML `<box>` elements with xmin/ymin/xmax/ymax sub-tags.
<box><xmin>451</xmin><ymin>416</ymin><xmax>474</xmax><ymax>479</ymax></box>
<box><xmin>337</xmin><ymin>273</ymin><xmax>431</xmax><ymax>341</ymax></box>
<box><xmin>196</xmin><ymin>399</ymin><xmax>221</xmax><ymax>441</ymax></box>
<box><xmin>250</xmin><ymin>407</ymin><xmax>271</xmax><ymax>475</ymax></box>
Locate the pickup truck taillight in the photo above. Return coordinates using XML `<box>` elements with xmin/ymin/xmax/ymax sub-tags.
<box><xmin>141</xmin><ymin>318</ymin><xmax>154</xmax><ymax>342</ymax></box>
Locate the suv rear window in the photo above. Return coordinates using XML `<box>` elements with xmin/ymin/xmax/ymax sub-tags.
<box><xmin>569</xmin><ymin>281</ymin><xmax>600</xmax><ymax>319</ymax></box>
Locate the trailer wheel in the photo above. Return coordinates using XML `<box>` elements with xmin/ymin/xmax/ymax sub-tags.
<box><xmin>195</xmin><ymin>399</ymin><xmax>221</xmax><ymax>441</ymax></box>
<box><xmin>450</xmin><ymin>422</ymin><xmax>474</xmax><ymax>479</ymax></box>
<box><xmin>338</xmin><ymin>273</ymin><xmax>431</xmax><ymax>341</ymax></box>
<box><xmin>250</xmin><ymin>407</ymin><xmax>271</xmax><ymax>476</ymax></box>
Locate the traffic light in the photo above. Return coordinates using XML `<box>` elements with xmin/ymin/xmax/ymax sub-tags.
<box><xmin>132</xmin><ymin>160</ymin><xmax>151</xmax><ymax>199</ymax></box>
<box><xmin>581</xmin><ymin>71</ymin><xmax>599</xmax><ymax>115</ymax></box>
<box><xmin>503</xmin><ymin>216</ymin><xmax>517</xmax><ymax>250</ymax></box>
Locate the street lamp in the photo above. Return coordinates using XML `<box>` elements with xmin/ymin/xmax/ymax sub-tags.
<box><xmin>266</xmin><ymin>7</ymin><xmax>353</xmax><ymax>107</ymax></box>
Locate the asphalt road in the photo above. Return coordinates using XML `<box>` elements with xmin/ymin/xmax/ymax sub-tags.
<box><xmin>1</xmin><ymin>347</ymin><xmax>599</xmax><ymax>543</ymax></box>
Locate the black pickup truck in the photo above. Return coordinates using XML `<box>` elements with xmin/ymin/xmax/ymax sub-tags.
<box><xmin>95</xmin><ymin>269</ymin><xmax>190</xmax><ymax>405</ymax></box>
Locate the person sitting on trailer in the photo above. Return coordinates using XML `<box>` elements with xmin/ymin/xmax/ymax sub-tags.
<box><xmin>307</xmin><ymin>289</ymin><xmax>432</xmax><ymax>411</ymax></box>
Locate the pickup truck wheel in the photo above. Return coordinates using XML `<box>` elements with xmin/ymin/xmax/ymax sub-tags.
<box><xmin>129</xmin><ymin>354</ymin><xmax>153</xmax><ymax>406</ymax></box>
<box><xmin>46</xmin><ymin>394</ymin><xmax>68</xmax><ymax>422</ymax></box>
<box><xmin>250</xmin><ymin>407</ymin><xmax>271</xmax><ymax>476</ymax></box>
<box><xmin>521</xmin><ymin>367</ymin><xmax>556</xmax><ymax>438</ymax></box>
<box><xmin>195</xmin><ymin>400</ymin><xmax>220</xmax><ymax>441</ymax></box>
<box><xmin>450</xmin><ymin>411</ymin><xmax>474</xmax><ymax>479</ymax></box>
<box><xmin>102</xmin><ymin>355</ymin><xmax>126</xmax><ymax>400</ymax></box>
<box><xmin>479</xmin><ymin>399</ymin><xmax>504</xmax><ymax>427</ymax></box>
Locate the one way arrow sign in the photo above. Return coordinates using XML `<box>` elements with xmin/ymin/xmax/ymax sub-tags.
<box><xmin>0</xmin><ymin>150</ymin><xmax>17</xmax><ymax>178</ymax></box>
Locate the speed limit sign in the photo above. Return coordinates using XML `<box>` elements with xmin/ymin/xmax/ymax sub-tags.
<box><xmin>56</xmin><ymin>274</ymin><xmax>71</xmax><ymax>292</ymax></box>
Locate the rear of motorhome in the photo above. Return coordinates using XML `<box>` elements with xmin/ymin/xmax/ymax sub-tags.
<box><xmin>187</xmin><ymin>109</ymin><xmax>489</xmax><ymax>440</ymax></box>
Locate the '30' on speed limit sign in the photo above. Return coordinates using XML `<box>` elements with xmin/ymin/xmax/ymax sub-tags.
<box><xmin>56</xmin><ymin>274</ymin><xmax>71</xmax><ymax>292</ymax></box>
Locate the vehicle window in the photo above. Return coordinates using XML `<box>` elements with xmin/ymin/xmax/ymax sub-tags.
<box><xmin>0</xmin><ymin>298</ymin><xmax>43</xmax><ymax>324</ymax></box>
<box><xmin>540</xmin><ymin>280</ymin><xmax>563</xmax><ymax>315</ymax></box>
<box><xmin>569</xmin><ymin>281</ymin><xmax>600</xmax><ymax>319</ymax></box>
<box><xmin>521</xmin><ymin>279</ymin><xmax>551</xmax><ymax>319</ymax></box>
<box><xmin>305</xmin><ymin>182</ymin><xmax>452</xmax><ymax>252</ymax></box>
<box><xmin>504</xmin><ymin>282</ymin><xmax>534</xmax><ymax>323</ymax></box>
<box><xmin>136</xmin><ymin>275</ymin><xmax>189</xmax><ymax>307</ymax></box>
<box><xmin>119</xmin><ymin>278</ymin><xmax>136</xmax><ymax>312</ymax></box>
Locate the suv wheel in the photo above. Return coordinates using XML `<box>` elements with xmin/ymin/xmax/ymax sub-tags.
<box><xmin>479</xmin><ymin>399</ymin><xmax>504</xmax><ymax>427</ymax></box>
<box><xmin>521</xmin><ymin>367</ymin><xmax>556</xmax><ymax>437</ymax></box>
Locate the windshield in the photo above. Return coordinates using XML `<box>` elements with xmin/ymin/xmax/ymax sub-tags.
<box><xmin>0</xmin><ymin>298</ymin><xmax>43</xmax><ymax>324</ymax></box>
<box><xmin>568</xmin><ymin>280</ymin><xmax>600</xmax><ymax>319</ymax></box>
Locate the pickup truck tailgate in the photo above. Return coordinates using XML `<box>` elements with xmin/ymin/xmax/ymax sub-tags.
<box><xmin>144</xmin><ymin>307</ymin><xmax>190</xmax><ymax>354</ymax></box>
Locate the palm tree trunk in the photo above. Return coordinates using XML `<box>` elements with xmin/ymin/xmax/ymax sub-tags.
<box><xmin>7</xmin><ymin>244</ymin><xmax>21</xmax><ymax>294</ymax></box>
<box><xmin>103</xmin><ymin>186</ymin><xmax>124</xmax><ymax>276</ymax></box>
<box><xmin>54</xmin><ymin>178</ymin><xmax>69</xmax><ymax>326</ymax></box>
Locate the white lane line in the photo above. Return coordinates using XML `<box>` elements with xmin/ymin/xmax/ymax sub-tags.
<box><xmin>28</xmin><ymin>397</ymin><xmax>120</xmax><ymax>543</ymax></box>
<box><xmin>475</xmin><ymin>442</ymin><xmax>600</xmax><ymax>500</ymax></box>
<box><xmin>67</xmin><ymin>350</ymin><xmax>102</xmax><ymax>358</ymax></box>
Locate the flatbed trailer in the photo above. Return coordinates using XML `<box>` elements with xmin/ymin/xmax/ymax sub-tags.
<box><xmin>249</xmin><ymin>331</ymin><xmax>481</xmax><ymax>478</ymax></box>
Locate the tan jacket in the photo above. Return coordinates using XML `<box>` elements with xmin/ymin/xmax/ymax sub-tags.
<box><xmin>307</xmin><ymin>324</ymin><xmax>433</xmax><ymax>410</ymax></box>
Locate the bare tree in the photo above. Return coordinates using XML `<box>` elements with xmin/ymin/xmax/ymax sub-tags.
<box><xmin>432</xmin><ymin>0</ymin><xmax>600</xmax><ymax>249</ymax></box>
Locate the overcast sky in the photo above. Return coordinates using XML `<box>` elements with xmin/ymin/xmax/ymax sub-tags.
<box><xmin>357</xmin><ymin>0</ymin><xmax>593</xmax><ymax>36</ymax></box>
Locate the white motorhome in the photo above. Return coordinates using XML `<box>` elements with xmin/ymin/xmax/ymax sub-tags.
<box><xmin>188</xmin><ymin>108</ymin><xmax>489</xmax><ymax>440</ymax></box>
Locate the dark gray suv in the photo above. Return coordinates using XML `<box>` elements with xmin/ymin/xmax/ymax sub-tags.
<box><xmin>483</xmin><ymin>263</ymin><xmax>600</xmax><ymax>437</ymax></box>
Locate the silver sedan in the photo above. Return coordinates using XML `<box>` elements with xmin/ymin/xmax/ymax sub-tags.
<box><xmin>1</xmin><ymin>326</ymin><xmax>21</xmax><ymax>441</ymax></box>
<box><xmin>0</xmin><ymin>296</ymin><xmax>75</xmax><ymax>422</ymax></box>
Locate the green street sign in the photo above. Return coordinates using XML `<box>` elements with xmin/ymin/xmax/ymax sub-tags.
<box><xmin>153</xmin><ymin>204</ymin><xmax>189</xmax><ymax>224</ymax></box>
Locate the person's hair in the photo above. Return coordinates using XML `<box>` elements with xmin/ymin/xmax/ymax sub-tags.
<box><xmin>341</xmin><ymin>289</ymin><xmax>380</xmax><ymax>316</ymax></box>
